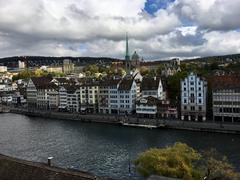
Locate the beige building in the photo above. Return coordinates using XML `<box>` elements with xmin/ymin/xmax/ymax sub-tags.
<box><xmin>63</xmin><ymin>59</ymin><xmax>75</xmax><ymax>74</ymax></box>
<box><xmin>212</xmin><ymin>75</ymin><xmax>240</xmax><ymax>123</ymax></box>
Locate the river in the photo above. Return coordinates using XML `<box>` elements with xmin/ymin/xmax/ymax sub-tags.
<box><xmin>0</xmin><ymin>113</ymin><xmax>239</xmax><ymax>179</ymax></box>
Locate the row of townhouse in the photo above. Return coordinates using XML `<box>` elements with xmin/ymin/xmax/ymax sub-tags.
<box><xmin>26</xmin><ymin>75</ymin><xmax>176</xmax><ymax>117</ymax></box>
<box><xmin>25</xmin><ymin>73</ymin><xmax>240</xmax><ymax>123</ymax></box>
<box><xmin>26</xmin><ymin>77</ymin><xmax>96</xmax><ymax>113</ymax></box>
<box><xmin>180</xmin><ymin>72</ymin><xmax>240</xmax><ymax>123</ymax></box>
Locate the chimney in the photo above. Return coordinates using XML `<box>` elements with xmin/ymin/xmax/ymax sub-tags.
<box><xmin>48</xmin><ymin>157</ymin><xmax>53</xmax><ymax>166</ymax></box>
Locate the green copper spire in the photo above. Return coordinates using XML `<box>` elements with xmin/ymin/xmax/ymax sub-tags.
<box><xmin>125</xmin><ymin>33</ymin><xmax>130</xmax><ymax>61</ymax></box>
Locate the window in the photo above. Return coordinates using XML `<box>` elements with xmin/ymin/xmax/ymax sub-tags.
<box><xmin>190</xmin><ymin>82</ymin><xmax>194</xmax><ymax>85</ymax></box>
<box><xmin>184</xmin><ymin>99</ymin><xmax>187</xmax><ymax>103</ymax></box>
<box><xmin>198</xmin><ymin>99</ymin><xmax>202</xmax><ymax>104</ymax></box>
<box><xmin>184</xmin><ymin>106</ymin><xmax>187</xmax><ymax>110</ymax></box>
<box><xmin>191</xmin><ymin>106</ymin><xmax>195</xmax><ymax>111</ymax></box>
<box><xmin>198</xmin><ymin>93</ymin><xmax>202</xmax><ymax>97</ymax></box>
<box><xmin>199</xmin><ymin>106</ymin><xmax>202</xmax><ymax>111</ymax></box>
<box><xmin>190</xmin><ymin>87</ymin><xmax>194</xmax><ymax>91</ymax></box>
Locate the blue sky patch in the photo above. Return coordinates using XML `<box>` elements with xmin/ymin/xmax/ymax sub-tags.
<box><xmin>144</xmin><ymin>0</ymin><xmax>175</xmax><ymax>15</ymax></box>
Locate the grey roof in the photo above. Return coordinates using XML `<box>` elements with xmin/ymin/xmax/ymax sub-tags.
<box><xmin>118</xmin><ymin>78</ymin><xmax>134</xmax><ymax>91</ymax></box>
<box><xmin>141</xmin><ymin>77</ymin><xmax>161</xmax><ymax>91</ymax></box>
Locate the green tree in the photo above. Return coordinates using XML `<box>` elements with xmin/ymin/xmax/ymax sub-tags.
<box><xmin>134</xmin><ymin>142</ymin><xmax>201</xmax><ymax>179</ymax></box>
<box><xmin>156</xmin><ymin>64</ymin><xmax>164</xmax><ymax>75</ymax></box>
<box><xmin>166</xmin><ymin>71</ymin><xmax>188</xmax><ymax>104</ymax></box>
<box><xmin>135</xmin><ymin>144</ymin><xmax>239</xmax><ymax>180</ymax></box>
<box><xmin>12</xmin><ymin>69</ymin><xmax>34</xmax><ymax>81</ymax></box>
<box><xmin>139</xmin><ymin>66</ymin><xmax>149</xmax><ymax>76</ymax></box>
<box><xmin>198</xmin><ymin>149</ymin><xmax>239</xmax><ymax>180</ymax></box>
<box><xmin>209</xmin><ymin>62</ymin><xmax>219</xmax><ymax>70</ymax></box>
<box><xmin>83</xmin><ymin>64</ymin><xmax>99</xmax><ymax>76</ymax></box>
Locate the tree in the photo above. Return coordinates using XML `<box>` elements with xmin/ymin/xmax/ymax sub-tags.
<box><xmin>198</xmin><ymin>149</ymin><xmax>239</xmax><ymax>180</ymax></box>
<box><xmin>134</xmin><ymin>142</ymin><xmax>201</xmax><ymax>179</ymax></box>
<box><xmin>166</xmin><ymin>71</ymin><xmax>188</xmax><ymax>104</ymax></box>
<box><xmin>12</xmin><ymin>69</ymin><xmax>34</xmax><ymax>81</ymax></box>
<box><xmin>135</xmin><ymin>143</ymin><xmax>239</xmax><ymax>180</ymax></box>
<box><xmin>156</xmin><ymin>64</ymin><xmax>164</xmax><ymax>75</ymax></box>
<box><xmin>209</xmin><ymin>62</ymin><xmax>219</xmax><ymax>70</ymax></box>
<box><xmin>83</xmin><ymin>64</ymin><xmax>99</xmax><ymax>76</ymax></box>
<box><xmin>139</xmin><ymin>66</ymin><xmax>149</xmax><ymax>76</ymax></box>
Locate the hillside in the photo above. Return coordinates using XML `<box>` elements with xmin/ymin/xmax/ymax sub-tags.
<box><xmin>0</xmin><ymin>56</ymin><xmax>122</xmax><ymax>68</ymax></box>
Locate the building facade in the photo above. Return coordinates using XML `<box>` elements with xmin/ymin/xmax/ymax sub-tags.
<box><xmin>79</xmin><ymin>80</ymin><xmax>99</xmax><ymax>113</ymax></box>
<box><xmin>141</xmin><ymin>77</ymin><xmax>165</xmax><ymax>100</ymax></box>
<box><xmin>63</xmin><ymin>59</ymin><xmax>75</xmax><ymax>74</ymax></box>
<box><xmin>98</xmin><ymin>77</ymin><xmax>137</xmax><ymax>114</ymax></box>
<box><xmin>181</xmin><ymin>72</ymin><xmax>207</xmax><ymax>121</ymax></box>
<box><xmin>212</xmin><ymin>75</ymin><xmax>240</xmax><ymax>123</ymax></box>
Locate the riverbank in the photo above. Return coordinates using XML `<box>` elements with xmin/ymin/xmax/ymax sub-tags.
<box><xmin>10</xmin><ymin>108</ymin><xmax>240</xmax><ymax>134</ymax></box>
<box><xmin>0</xmin><ymin>154</ymin><xmax>110</xmax><ymax>180</ymax></box>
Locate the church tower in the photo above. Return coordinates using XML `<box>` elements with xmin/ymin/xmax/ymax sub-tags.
<box><xmin>125</xmin><ymin>33</ymin><xmax>131</xmax><ymax>74</ymax></box>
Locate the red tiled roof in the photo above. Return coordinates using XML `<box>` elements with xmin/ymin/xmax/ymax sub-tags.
<box><xmin>212</xmin><ymin>74</ymin><xmax>240</xmax><ymax>90</ymax></box>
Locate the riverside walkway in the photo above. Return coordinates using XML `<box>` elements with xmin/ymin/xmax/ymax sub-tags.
<box><xmin>9</xmin><ymin>107</ymin><xmax>240</xmax><ymax>134</ymax></box>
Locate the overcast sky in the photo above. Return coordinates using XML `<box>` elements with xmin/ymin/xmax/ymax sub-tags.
<box><xmin>0</xmin><ymin>0</ymin><xmax>240</xmax><ymax>60</ymax></box>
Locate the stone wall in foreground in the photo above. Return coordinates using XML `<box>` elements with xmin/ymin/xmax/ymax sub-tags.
<box><xmin>0</xmin><ymin>154</ymin><xmax>109</xmax><ymax>180</ymax></box>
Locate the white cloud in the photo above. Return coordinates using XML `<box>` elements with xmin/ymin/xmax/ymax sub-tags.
<box><xmin>0</xmin><ymin>0</ymin><xmax>239</xmax><ymax>60</ymax></box>
<box><xmin>170</xmin><ymin>0</ymin><xmax>240</xmax><ymax>31</ymax></box>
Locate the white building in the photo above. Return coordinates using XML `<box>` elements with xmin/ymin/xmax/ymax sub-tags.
<box><xmin>26</xmin><ymin>79</ymin><xmax>37</xmax><ymax>108</ymax></box>
<box><xmin>79</xmin><ymin>80</ymin><xmax>99</xmax><ymax>113</ymax></box>
<box><xmin>26</xmin><ymin>77</ymin><xmax>53</xmax><ymax>109</ymax></box>
<box><xmin>47</xmin><ymin>84</ymin><xmax>59</xmax><ymax>110</ymax></box>
<box><xmin>212</xmin><ymin>75</ymin><xmax>240</xmax><ymax>123</ymax></box>
<box><xmin>98</xmin><ymin>77</ymin><xmax>137</xmax><ymax>114</ymax></box>
<box><xmin>98</xmin><ymin>78</ymin><xmax>121</xmax><ymax>114</ymax></box>
<box><xmin>181</xmin><ymin>72</ymin><xmax>207</xmax><ymax>121</ymax></box>
<box><xmin>161</xmin><ymin>58</ymin><xmax>181</xmax><ymax>77</ymax></box>
<box><xmin>136</xmin><ymin>97</ymin><xmax>158</xmax><ymax>118</ymax></box>
<box><xmin>118</xmin><ymin>78</ymin><xmax>137</xmax><ymax>114</ymax></box>
<box><xmin>12</xmin><ymin>92</ymin><xmax>26</xmax><ymax>106</ymax></box>
<box><xmin>141</xmin><ymin>77</ymin><xmax>165</xmax><ymax>100</ymax></box>
<box><xmin>59</xmin><ymin>86</ymin><xmax>68</xmax><ymax>110</ymax></box>
<box><xmin>65</xmin><ymin>85</ymin><xmax>80</xmax><ymax>112</ymax></box>
<box><xmin>63</xmin><ymin>59</ymin><xmax>75</xmax><ymax>74</ymax></box>
<box><xmin>18</xmin><ymin>60</ymin><xmax>26</xmax><ymax>69</ymax></box>
<box><xmin>0</xmin><ymin>66</ymin><xmax>7</xmax><ymax>73</ymax></box>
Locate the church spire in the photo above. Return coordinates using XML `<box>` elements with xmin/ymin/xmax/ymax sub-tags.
<box><xmin>125</xmin><ymin>33</ymin><xmax>130</xmax><ymax>61</ymax></box>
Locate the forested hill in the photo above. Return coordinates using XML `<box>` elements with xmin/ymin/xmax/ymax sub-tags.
<box><xmin>1</xmin><ymin>53</ymin><xmax>240</xmax><ymax>68</ymax></box>
<box><xmin>185</xmin><ymin>53</ymin><xmax>240</xmax><ymax>63</ymax></box>
<box><xmin>0</xmin><ymin>56</ymin><xmax>122</xmax><ymax>68</ymax></box>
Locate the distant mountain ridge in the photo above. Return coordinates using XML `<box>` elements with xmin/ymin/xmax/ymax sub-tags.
<box><xmin>1</xmin><ymin>53</ymin><xmax>240</xmax><ymax>68</ymax></box>
<box><xmin>0</xmin><ymin>56</ymin><xmax>122</xmax><ymax>68</ymax></box>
